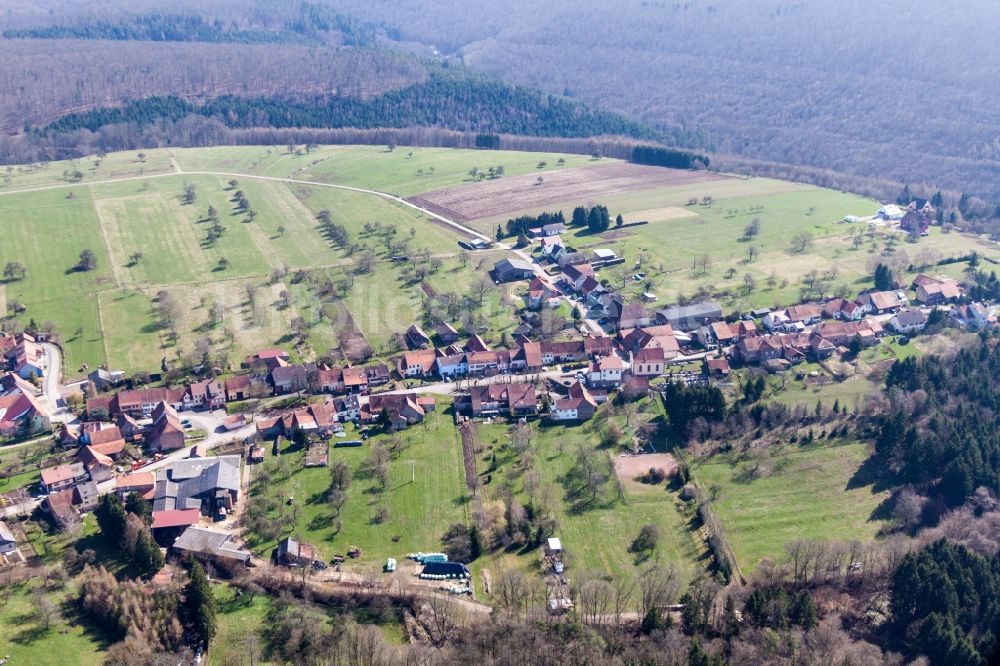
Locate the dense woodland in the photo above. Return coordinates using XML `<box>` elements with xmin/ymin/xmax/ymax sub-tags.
<box><xmin>0</xmin><ymin>39</ymin><xmax>427</xmax><ymax>134</ymax></box>
<box><xmin>330</xmin><ymin>0</ymin><xmax>1000</xmax><ymax>201</ymax></box>
<box><xmin>44</xmin><ymin>74</ymin><xmax>660</xmax><ymax>141</ymax></box>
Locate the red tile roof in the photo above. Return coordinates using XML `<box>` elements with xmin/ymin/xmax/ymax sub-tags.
<box><xmin>151</xmin><ymin>509</ymin><xmax>202</xmax><ymax>529</ymax></box>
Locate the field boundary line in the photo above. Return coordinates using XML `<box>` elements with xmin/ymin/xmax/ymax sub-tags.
<box><xmin>95</xmin><ymin>291</ymin><xmax>111</xmax><ymax>368</ymax></box>
<box><xmin>88</xmin><ymin>185</ymin><xmax>127</xmax><ymax>289</ymax></box>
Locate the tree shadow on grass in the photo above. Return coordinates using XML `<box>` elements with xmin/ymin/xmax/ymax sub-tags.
<box><xmin>845</xmin><ymin>454</ymin><xmax>894</xmax><ymax>492</ymax></box>
<box><xmin>11</xmin><ymin>622</ymin><xmax>51</xmax><ymax>645</ymax></box>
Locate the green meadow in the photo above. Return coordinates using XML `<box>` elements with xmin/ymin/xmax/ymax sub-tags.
<box><xmin>692</xmin><ymin>441</ymin><xmax>888</xmax><ymax>574</ymax></box>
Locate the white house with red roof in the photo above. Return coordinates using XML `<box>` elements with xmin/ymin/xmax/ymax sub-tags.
<box><xmin>588</xmin><ymin>354</ymin><xmax>625</xmax><ymax>387</ymax></box>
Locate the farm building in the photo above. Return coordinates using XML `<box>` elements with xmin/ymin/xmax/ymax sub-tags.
<box><xmin>656</xmin><ymin>302</ymin><xmax>723</xmax><ymax>332</ymax></box>
<box><xmin>492</xmin><ymin>257</ymin><xmax>535</xmax><ymax>283</ymax></box>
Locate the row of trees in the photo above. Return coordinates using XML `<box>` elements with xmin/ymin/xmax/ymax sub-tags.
<box><xmin>42</xmin><ymin>72</ymin><xmax>660</xmax><ymax>144</ymax></box>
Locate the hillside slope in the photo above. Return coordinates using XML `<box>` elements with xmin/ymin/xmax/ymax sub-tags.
<box><xmin>332</xmin><ymin>0</ymin><xmax>1000</xmax><ymax>200</ymax></box>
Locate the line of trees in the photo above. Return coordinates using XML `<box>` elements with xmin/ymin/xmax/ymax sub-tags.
<box><xmin>41</xmin><ymin>73</ymin><xmax>662</xmax><ymax>144</ymax></box>
<box><xmin>4</xmin><ymin>3</ymin><xmax>380</xmax><ymax>47</ymax></box>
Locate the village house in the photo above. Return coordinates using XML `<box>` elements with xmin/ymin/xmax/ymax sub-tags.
<box><xmin>87</xmin><ymin>367</ymin><xmax>125</xmax><ymax>392</ymax></box>
<box><xmin>313</xmin><ymin>367</ymin><xmax>345</xmax><ymax>394</ymax></box>
<box><xmin>243</xmin><ymin>348</ymin><xmax>290</xmax><ymax>371</ymax></box>
<box><xmin>696</xmin><ymin>320</ymin><xmax>757</xmax><ymax>348</ymax></box>
<box><xmin>588</xmin><ymin>354</ymin><xmax>625</xmax><ymax>388</ymax></box>
<box><xmin>492</xmin><ymin>257</ymin><xmax>536</xmax><ymax>283</ymax></box>
<box><xmin>512</xmin><ymin>342</ymin><xmax>544</xmax><ymax>373</ymax></box>
<box><xmin>74</xmin><ymin>480</ymin><xmax>100</xmax><ymax>512</ymax></box>
<box><xmin>785</xmin><ymin>303</ymin><xmax>823</xmax><ymax>326</ymax></box>
<box><xmin>115</xmin><ymin>472</ymin><xmax>156</xmax><ymax>500</ymax></box>
<box><xmin>360</xmin><ymin>393</ymin><xmax>428</xmax><ymax>430</ymax></box>
<box><xmin>899</xmin><ymin>210</ymin><xmax>931</xmax><ymax>235</ymax></box>
<box><xmin>435</xmin><ymin>322</ymin><xmax>460</xmax><ymax>345</ymax></box>
<box><xmin>405</xmin><ymin>324</ymin><xmax>432</xmax><ymax>349</ymax></box>
<box><xmin>526</xmin><ymin>277</ymin><xmax>562</xmax><ymax>309</ymax></box>
<box><xmin>539</xmin><ymin>236</ymin><xmax>566</xmax><ymax>260</ymax></box>
<box><xmin>434</xmin><ymin>352</ymin><xmax>468</xmax><ymax>378</ymax></box>
<box><xmin>400</xmin><ymin>349</ymin><xmax>437</xmax><ymax>378</ymax></box>
<box><xmin>859</xmin><ymin>290</ymin><xmax>908</xmax><ymax>314</ymax></box>
<box><xmin>617</xmin><ymin>302</ymin><xmax>651</xmax><ymax>330</ymax></box>
<box><xmin>584</xmin><ymin>334</ymin><xmax>614</xmax><ymax>357</ymax></box>
<box><xmin>734</xmin><ymin>335</ymin><xmax>785</xmax><ymax>364</ymax></box>
<box><xmin>539</xmin><ymin>340</ymin><xmax>586</xmax><ymax>364</ymax></box>
<box><xmin>550</xmin><ymin>381</ymin><xmax>598</xmax><ymax>421</ymax></box>
<box><xmin>536</xmin><ymin>222</ymin><xmax>566</xmax><ymax>237</ymax></box>
<box><xmin>148</xmin><ymin>401</ymin><xmax>187</xmax><ymax>452</ymax></box>
<box><xmin>762</xmin><ymin>310</ymin><xmax>793</xmax><ymax>332</ymax></box>
<box><xmin>3</xmin><ymin>333</ymin><xmax>46</xmax><ymax>379</ymax></box>
<box><xmin>45</xmin><ymin>489</ymin><xmax>81</xmax><ymax>530</ymax></box>
<box><xmin>616</xmin><ymin>325</ymin><xmax>681</xmax><ymax>361</ymax></box>
<box><xmin>465</xmin><ymin>351</ymin><xmax>500</xmax><ymax>376</ymax></box>
<box><xmin>107</xmin><ymin>387</ymin><xmax>186</xmax><ymax>418</ymax></box>
<box><xmin>40</xmin><ymin>462</ymin><xmax>89</xmax><ymax>494</ymax></box>
<box><xmin>581</xmin><ymin>276</ymin><xmax>606</xmax><ymax>304</ymax></box>
<box><xmin>78</xmin><ymin>445</ymin><xmax>115</xmax><ymax>483</ymax></box>
<box><xmin>333</xmin><ymin>394</ymin><xmax>361</xmax><ymax>422</ymax></box>
<box><xmin>342</xmin><ymin>367</ymin><xmax>369</xmax><ymax>394</ymax></box>
<box><xmin>629</xmin><ymin>347</ymin><xmax>665</xmax><ymax>377</ymax></box>
<box><xmin>271</xmin><ymin>364</ymin><xmax>308</xmax><ymax>394</ymax></box>
<box><xmin>888</xmin><ymin>309</ymin><xmax>927</xmax><ymax>334</ymax></box>
<box><xmin>877</xmin><ymin>204</ymin><xmax>904</xmax><ymax>221</ymax></box>
<box><xmin>224</xmin><ymin>374</ymin><xmax>268</xmax><ymax>402</ymax></box>
<box><xmin>813</xmin><ymin>319</ymin><xmax>883</xmax><ymax>346</ymax></box>
<box><xmin>915</xmin><ymin>277</ymin><xmax>961</xmax><ymax>305</ymax></box>
<box><xmin>0</xmin><ymin>376</ymin><xmax>50</xmax><ymax>437</ymax></box>
<box><xmin>183</xmin><ymin>378</ymin><xmax>226</xmax><ymax>411</ymax></box>
<box><xmin>704</xmin><ymin>357</ymin><xmax>731</xmax><ymax>378</ymax></box>
<box><xmin>365</xmin><ymin>364</ymin><xmax>391</xmax><ymax>387</ymax></box>
<box><xmin>951</xmin><ymin>303</ymin><xmax>991</xmax><ymax>331</ymax></box>
<box><xmin>561</xmin><ymin>262</ymin><xmax>596</xmax><ymax>292</ymax></box>
<box><xmin>458</xmin><ymin>383</ymin><xmax>537</xmax><ymax>418</ymax></box>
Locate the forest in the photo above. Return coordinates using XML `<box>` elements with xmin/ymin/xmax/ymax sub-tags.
<box><xmin>331</xmin><ymin>0</ymin><xmax>1000</xmax><ymax>201</ymax></box>
<box><xmin>4</xmin><ymin>4</ymin><xmax>381</xmax><ymax>47</ymax></box>
<box><xmin>43</xmin><ymin>74</ymin><xmax>661</xmax><ymax>141</ymax></box>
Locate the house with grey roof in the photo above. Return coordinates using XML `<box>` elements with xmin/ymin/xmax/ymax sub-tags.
<box><xmin>656</xmin><ymin>302</ymin><xmax>723</xmax><ymax>332</ymax></box>
<box><xmin>171</xmin><ymin>526</ymin><xmax>251</xmax><ymax>570</ymax></box>
<box><xmin>153</xmin><ymin>455</ymin><xmax>241</xmax><ymax>519</ymax></box>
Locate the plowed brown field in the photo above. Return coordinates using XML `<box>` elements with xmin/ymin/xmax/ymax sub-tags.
<box><xmin>407</xmin><ymin>163</ymin><xmax>727</xmax><ymax>222</ymax></box>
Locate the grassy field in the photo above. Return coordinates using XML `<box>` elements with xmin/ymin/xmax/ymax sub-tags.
<box><xmin>469</xmin><ymin>397</ymin><xmax>707</xmax><ymax>594</ymax></box>
<box><xmin>173</xmin><ymin>145</ymin><xmax>603</xmax><ymax>197</ymax></box>
<box><xmin>478</xmin><ymin>178</ymin><xmax>1000</xmax><ymax>312</ymax></box>
<box><xmin>242</xmin><ymin>394</ymin><xmax>707</xmax><ymax>603</ymax></box>
<box><xmin>243</xmin><ymin>399</ymin><xmax>469</xmax><ymax>569</ymax></box>
<box><xmin>0</xmin><ymin>149</ymin><xmax>176</xmax><ymax>193</ymax></box>
<box><xmin>0</xmin><ymin>150</ymin><xmax>530</xmax><ymax>372</ymax></box>
<box><xmin>0</xmin><ymin>578</ymin><xmax>109</xmax><ymax>665</ymax></box>
<box><xmin>692</xmin><ymin>441</ymin><xmax>889</xmax><ymax>574</ymax></box>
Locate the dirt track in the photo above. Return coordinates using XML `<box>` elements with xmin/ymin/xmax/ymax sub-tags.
<box><xmin>407</xmin><ymin>163</ymin><xmax>727</xmax><ymax>221</ymax></box>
